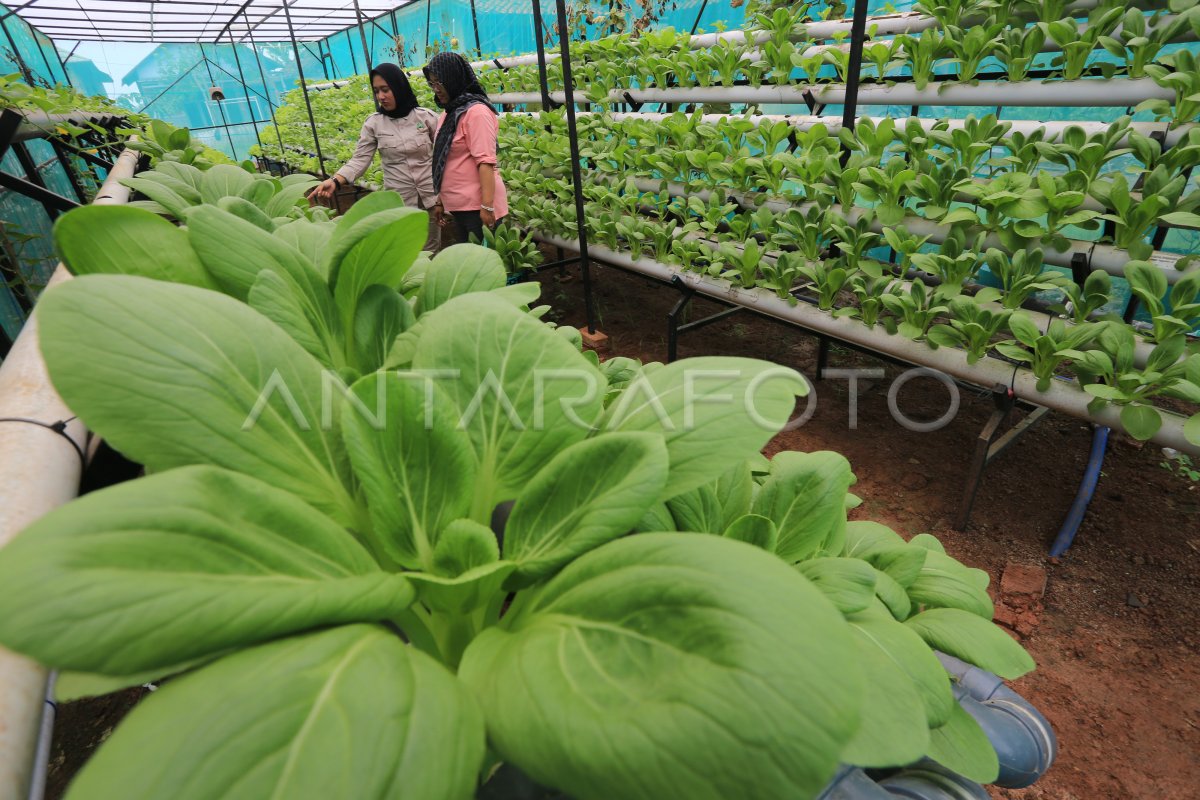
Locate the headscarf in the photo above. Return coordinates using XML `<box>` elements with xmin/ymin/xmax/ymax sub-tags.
<box><xmin>423</xmin><ymin>52</ymin><xmax>496</xmax><ymax>193</ymax></box>
<box><xmin>369</xmin><ymin>63</ymin><xmax>419</xmax><ymax>119</ymax></box>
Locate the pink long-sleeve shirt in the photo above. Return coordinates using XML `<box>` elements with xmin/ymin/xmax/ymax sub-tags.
<box><xmin>435</xmin><ymin>103</ymin><xmax>508</xmax><ymax>217</ymax></box>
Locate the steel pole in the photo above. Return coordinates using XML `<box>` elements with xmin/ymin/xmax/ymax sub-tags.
<box><xmin>353</xmin><ymin>0</ymin><xmax>373</xmax><ymax>69</ymax></box>
<box><xmin>198</xmin><ymin>42</ymin><xmax>239</xmax><ymax>161</ymax></box>
<box><xmin>244</xmin><ymin>17</ymin><xmax>287</xmax><ymax>162</ymax></box>
<box><xmin>839</xmin><ymin>0</ymin><xmax>870</xmax><ymax>166</ymax></box>
<box><xmin>553</xmin><ymin>0</ymin><xmax>596</xmax><ymax>333</ymax></box>
<box><xmin>226</xmin><ymin>30</ymin><xmax>263</xmax><ymax>153</ymax></box>
<box><xmin>282</xmin><ymin>0</ymin><xmax>327</xmax><ymax>176</ymax></box>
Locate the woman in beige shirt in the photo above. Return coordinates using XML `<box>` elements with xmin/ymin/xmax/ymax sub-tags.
<box><xmin>312</xmin><ymin>63</ymin><xmax>441</xmax><ymax>251</ymax></box>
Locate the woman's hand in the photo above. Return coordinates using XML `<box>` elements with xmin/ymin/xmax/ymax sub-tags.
<box><xmin>480</xmin><ymin>208</ymin><xmax>496</xmax><ymax>229</ymax></box>
<box><xmin>311</xmin><ymin>177</ymin><xmax>338</xmax><ymax>203</ymax></box>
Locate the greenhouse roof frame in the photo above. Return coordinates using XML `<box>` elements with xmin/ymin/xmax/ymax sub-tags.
<box><xmin>5</xmin><ymin>0</ymin><xmax>420</xmax><ymax>43</ymax></box>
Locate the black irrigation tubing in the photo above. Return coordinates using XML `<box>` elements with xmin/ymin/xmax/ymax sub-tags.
<box><xmin>0</xmin><ymin>417</ymin><xmax>87</xmax><ymax>470</ymax></box>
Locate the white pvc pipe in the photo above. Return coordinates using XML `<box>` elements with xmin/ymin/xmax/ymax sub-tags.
<box><xmin>534</xmin><ymin>233</ymin><xmax>1199</xmax><ymax>456</ymax></box>
<box><xmin>514</xmin><ymin>110</ymin><xmax>1197</xmax><ymax>148</ymax></box>
<box><xmin>492</xmin><ymin>77</ymin><xmax>1175</xmax><ymax>109</ymax></box>
<box><xmin>0</xmin><ymin>144</ymin><xmax>139</xmax><ymax>800</ymax></box>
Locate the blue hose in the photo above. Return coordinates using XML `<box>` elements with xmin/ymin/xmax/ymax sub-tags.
<box><xmin>1049</xmin><ymin>424</ymin><xmax>1109</xmax><ymax>558</ymax></box>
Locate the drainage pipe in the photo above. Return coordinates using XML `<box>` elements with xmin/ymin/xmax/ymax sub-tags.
<box><xmin>491</xmin><ymin>76</ymin><xmax>1176</xmax><ymax>110</ymax></box>
<box><xmin>1048</xmin><ymin>424</ymin><xmax>1111</xmax><ymax>557</ymax></box>
<box><xmin>0</xmin><ymin>143</ymin><xmax>138</xmax><ymax>800</ymax></box>
<box><xmin>533</xmin><ymin>233</ymin><xmax>1200</xmax><ymax>455</ymax></box>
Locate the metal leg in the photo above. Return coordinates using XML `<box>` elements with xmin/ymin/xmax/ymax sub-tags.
<box><xmin>666</xmin><ymin>275</ymin><xmax>743</xmax><ymax>362</ymax></box>
<box><xmin>952</xmin><ymin>385</ymin><xmax>1055</xmax><ymax>530</ymax></box>
<box><xmin>816</xmin><ymin>336</ymin><xmax>831</xmax><ymax>380</ymax></box>
<box><xmin>667</xmin><ymin>275</ymin><xmax>696</xmax><ymax>363</ymax></box>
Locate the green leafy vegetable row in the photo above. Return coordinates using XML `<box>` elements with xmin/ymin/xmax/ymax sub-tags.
<box><xmin>476</xmin><ymin>1</ymin><xmax>1200</xmax><ymax>125</ymax></box>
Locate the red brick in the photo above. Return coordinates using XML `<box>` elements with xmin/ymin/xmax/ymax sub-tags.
<box><xmin>1000</xmin><ymin>562</ymin><xmax>1047</xmax><ymax>602</ymax></box>
<box><xmin>579</xmin><ymin>327</ymin><xmax>610</xmax><ymax>353</ymax></box>
<box><xmin>993</xmin><ymin>605</ymin><xmax>1019</xmax><ymax>629</ymax></box>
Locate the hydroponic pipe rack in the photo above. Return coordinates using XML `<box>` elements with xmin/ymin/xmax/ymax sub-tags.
<box><xmin>0</xmin><ymin>143</ymin><xmax>139</xmax><ymax>800</ymax></box>
<box><xmin>533</xmin><ymin>233</ymin><xmax>1199</xmax><ymax>458</ymax></box>
<box><xmin>490</xmin><ymin>77</ymin><xmax>1177</xmax><ymax>109</ymax></box>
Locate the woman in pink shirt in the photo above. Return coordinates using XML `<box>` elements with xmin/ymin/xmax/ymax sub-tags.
<box><xmin>422</xmin><ymin>52</ymin><xmax>508</xmax><ymax>244</ymax></box>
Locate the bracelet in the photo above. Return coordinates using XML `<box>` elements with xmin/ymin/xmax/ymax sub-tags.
<box><xmin>481</xmin><ymin>204</ymin><xmax>495</xmax><ymax>213</ymax></box>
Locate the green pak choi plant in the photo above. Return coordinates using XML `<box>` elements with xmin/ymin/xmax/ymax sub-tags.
<box><xmin>996</xmin><ymin>315</ymin><xmax>1101</xmax><ymax>391</ymax></box>
<box><xmin>880</xmin><ymin>280</ymin><xmax>954</xmax><ymax>340</ymax></box>
<box><xmin>1142</xmin><ymin>50</ymin><xmax>1200</xmax><ymax>127</ymax></box>
<box><xmin>926</xmin><ymin>297</ymin><xmax>1013</xmax><ymax>364</ymax></box>
<box><xmin>1042</xmin><ymin>7</ymin><xmax>1123</xmax><ymax>81</ymax></box>
<box><xmin>1066</xmin><ymin>322</ymin><xmax>1200</xmax><ymax>442</ymax></box>
<box><xmin>984</xmin><ymin>247</ymin><xmax>1068</xmax><ymax>309</ymax></box>
<box><xmin>840</xmin><ymin>272</ymin><xmax>902</xmax><ymax>328</ymax></box>
<box><xmin>944</xmin><ymin>23</ymin><xmax>1003</xmax><ymax>81</ymax></box>
<box><xmin>1124</xmin><ymin>261</ymin><xmax>1200</xmax><ymax>344</ymax></box>
<box><xmin>4</xmin><ymin>221</ymin><xmax>913</xmax><ymax>798</ymax></box>
<box><xmin>1053</xmin><ymin>269</ymin><xmax>1115</xmax><ymax>324</ymax></box>
<box><xmin>797</xmin><ymin>257</ymin><xmax>852</xmax><ymax>310</ymax></box>
<box><xmin>994</xmin><ymin>24</ymin><xmax>1047</xmax><ymax>82</ymax></box>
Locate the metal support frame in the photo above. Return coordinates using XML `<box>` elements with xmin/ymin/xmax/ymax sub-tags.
<box><xmin>227</xmin><ymin>27</ymin><xmax>264</xmax><ymax>154</ymax></box>
<box><xmin>1</xmin><ymin>116</ymin><xmax>113</xmax><ymax>179</ymax></box>
<box><xmin>666</xmin><ymin>275</ymin><xmax>742</xmax><ymax>363</ymax></box>
<box><xmin>30</xmin><ymin>31</ymin><xmax>56</xmax><ymax>85</ymax></box>
<box><xmin>346</xmin><ymin>27</ymin><xmax>359</xmax><ymax>75</ymax></box>
<box><xmin>0</xmin><ymin>15</ymin><xmax>35</xmax><ymax>84</ymax></box>
<box><xmin>816</xmin><ymin>336</ymin><xmax>831</xmax><ymax>378</ymax></box>
<box><xmin>67</xmin><ymin>145</ymin><xmax>113</xmax><ymax>172</ymax></box>
<box><xmin>283</xmin><ymin>0</ymin><xmax>327</xmax><ymax>177</ymax></box>
<box><xmin>244</xmin><ymin>13</ymin><xmax>288</xmax><ymax>161</ymax></box>
<box><xmin>47</xmin><ymin>139</ymin><xmax>90</xmax><ymax>203</ymax></box>
<box><xmin>0</xmin><ymin>161</ymin><xmax>79</xmax><ymax>217</ymax></box>
<box><xmin>689</xmin><ymin>0</ymin><xmax>710</xmax><ymax>35</ymax></box>
<box><xmin>312</xmin><ymin>40</ymin><xmax>331</xmax><ymax>80</ymax></box>
<box><xmin>531</xmin><ymin>255</ymin><xmax>581</xmax><ymax>273</ymax></box>
<box><xmin>352</xmin><ymin>0</ymin><xmax>373</xmax><ymax>70</ymax></box>
<box><xmin>139</xmin><ymin>58</ymin><xmax>204</xmax><ymax>114</ymax></box>
<box><xmin>531</xmin><ymin>1</ymin><xmax>554</xmax><ymax>110</ymax></box>
<box><xmin>0</xmin><ymin>219</ymin><xmax>35</xmax><ymax>317</ymax></box>
<box><xmin>955</xmin><ymin>386</ymin><xmax>1050</xmax><ymax>530</ymax></box>
<box><xmin>198</xmin><ymin>42</ymin><xmax>239</xmax><ymax>161</ymax></box>
<box><xmin>839</xmin><ymin>0</ymin><xmax>870</xmax><ymax>166</ymax></box>
<box><xmin>424</xmin><ymin>0</ymin><xmax>432</xmax><ymax>53</ymax></box>
<box><xmin>470</xmin><ymin>0</ymin><xmax>483</xmax><ymax>57</ymax></box>
<box><xmin>0</xmin><ymin>106</ymin><xmax>21</xmax><ymax>160</ymax></box>
<box><xmin>552</xmin><ymin>0</ymin><xmax>597</xmax><ymax>333</ymax></box>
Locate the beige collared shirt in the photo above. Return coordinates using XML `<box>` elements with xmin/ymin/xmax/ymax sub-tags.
<box><xmin>334</xmin><ymin>108</ymin><xmax>440</xmax><ymax>209</ymax></box>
